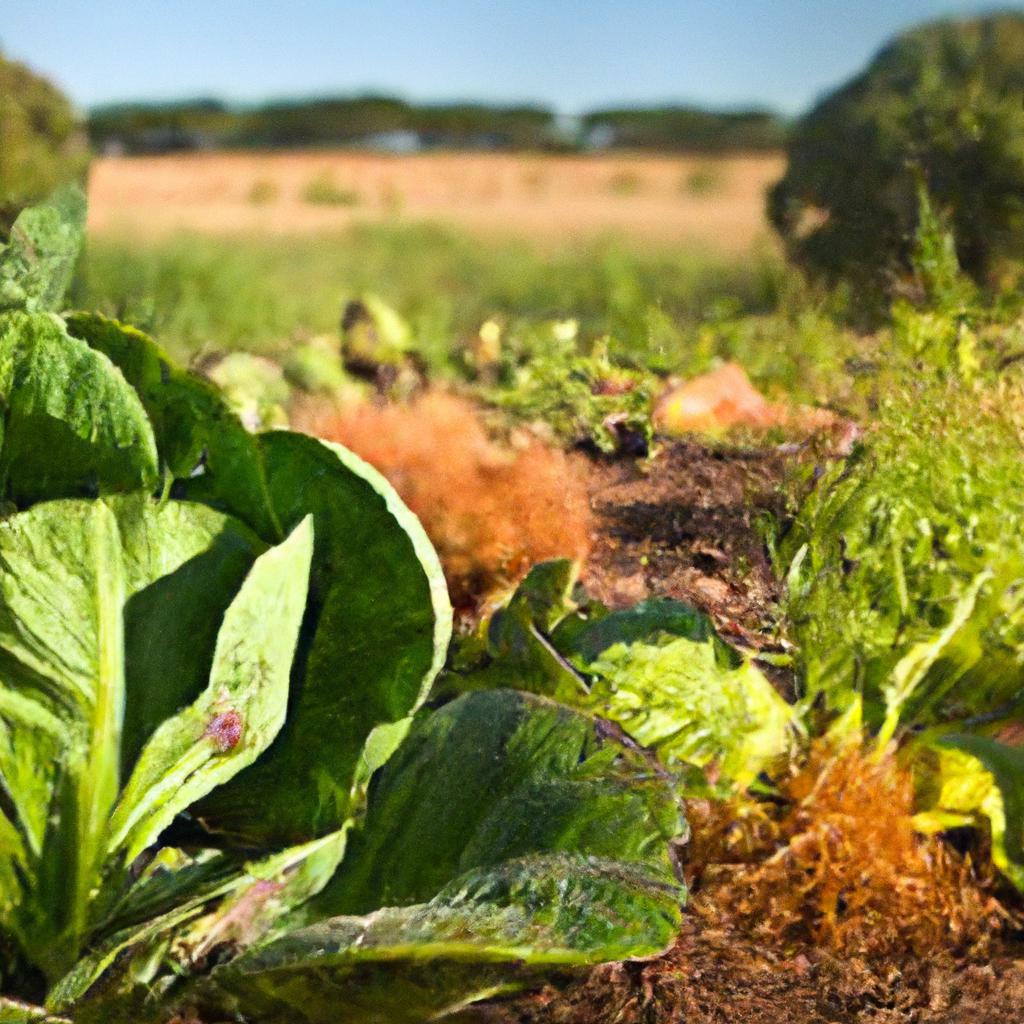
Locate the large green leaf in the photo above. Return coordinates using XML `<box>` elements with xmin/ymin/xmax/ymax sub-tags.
<box><xmin>174</xmin><ymin>689</ymin><xmax>684</xmax><ymax>1024</ymax></box>
<box><xmin>197</xmin><ymin>855</ymin><xmax>681</xmax><ymax>1024</ymax></box>
<box><xmin>196</xmin><ymin>433</ymin><xmax>452</xmax><ymax>846</ymax></box>
<box><xmin>311</xmin><ymin>689</ymin><xmax>683</xmax><ymax>917</ymax></box>
<box><xmin>0</xmin><ymin>495</ymin><xmax>297</xmax><ymax>978</ymax></box>
<box><xmin>108</xmin><ymin>516</ymin><xmax>312</xmax><ymax>864</ymax></box>
<box><xmin>0</xmin><ymin>312</ymin><xmax>159</xmax><ymax>504</ymax></box>
<box><xmin>64</xmin><ymin>312</ymin><xmax>281</xmax><ymax>540</ymax></box>
<box><xmin>0</xmin><ymin>185</ymin><xmax>85</xmax><ymax>314</ymax></box>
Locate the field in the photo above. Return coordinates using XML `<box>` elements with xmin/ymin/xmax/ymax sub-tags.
<box><xmin>86</xmin><ymin>150</ymin><xmax>783</xmax><ymax>251</ymax></box>
<box><xmin>6</xmin><ymin>142</ymin><xmax>1024</xmax><ymax>1024</ymax></box>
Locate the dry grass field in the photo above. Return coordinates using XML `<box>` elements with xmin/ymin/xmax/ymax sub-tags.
<box><xmin>86</xmin><ymin>150</ymin><xmax>784</xmax><ymax>252</ymax></box>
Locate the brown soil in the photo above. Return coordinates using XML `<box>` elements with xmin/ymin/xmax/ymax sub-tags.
<box><xmin>583</xmin><ymin>441</ymin><xmax>794</xmax><ymax>649</ymax></box>
<box><xmin>86</xmin><ymin>150</ymin><xmax>783</xmax><ymax>252</ymax></box>
<box><xmin>478</xmin><ymin>920</ymin><xmax>1024</xmax><ymax>1024</ymax></box>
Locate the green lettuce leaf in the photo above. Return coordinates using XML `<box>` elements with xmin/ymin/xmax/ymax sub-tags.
<box><xmin>64</xmin><ymin>312</ymin><xmax>281</xmax><ymax>541</ymax></box>
<box><xmin>65</xmin><ymin>316</ymin><xmax>452</xmax><ymax>845</ymax></box>
<box><xmin>916</xmin><ymin>735</ymin><xmax>1024</xmax><ymax>893</ymax></box>
<box><xmin>198</xmin><ymin>856</ymin><xmax>680</xmax><ymax>1024</ymax></box>
<box><xmin>585</xmin><ymin>637</ymin><xmax>794</xmax><ymax>789</ymax></box>
<box><xmin>195</xmin><ymin>433</ymin><xmax>452</xmax><ymax>846</ymax></box>
<box><xmin>310</xmin><ymin>689</ymin><xmax>682</xmax><ymax>917</ymax></box>
<box><xmin>0</xmin><ymin>496</ymin><xmax>308</xmax><ymax>979</ymax></box>
<box><xmin>0</xmin><ymin>312</ymin><xmax>160</xmax><ymax>504</ymax></box>
<box><xmin>0</xmin><ymin>185</ymin><xmax>85</xmax><ymax>314</ymax></box>
<box><xmin>179</xmin><ymin>689</ymin><xmax>684</xmax><ymax>1024</ymax></box>
<box><xmin>108</xmin><ymin>516</ymin><xmax>312</xmax><ymax>864</ymax></box>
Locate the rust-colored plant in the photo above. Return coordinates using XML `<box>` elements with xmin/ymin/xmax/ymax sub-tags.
<box><xmin>295</xmin><ymin>391</ymin><xmax>593</xmax><ymax>608</ymax></box>
<box><xmin>687</xmin><ymin>743</ymin><xmax>1007</xmax><ymax>959</ymax></box>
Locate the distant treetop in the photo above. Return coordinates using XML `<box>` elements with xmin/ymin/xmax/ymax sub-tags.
<box><xmin>86</xmin><ymin>95</ymin><xmax>787</xmax><ymax>155</ymax></box>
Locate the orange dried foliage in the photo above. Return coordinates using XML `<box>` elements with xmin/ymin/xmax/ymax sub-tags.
<box><xmin>687</xmin><ymin>744</ymin><xmax>1007</xmax><ymax>959</ymax></box>
<box><xmin>295</xmin><ymin>391</ymin><xmax>593</xmax><ymax>608</ymax></box>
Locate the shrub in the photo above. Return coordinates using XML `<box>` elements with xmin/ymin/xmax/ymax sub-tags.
<box><xmin>769</xmin><ymin>14</ymin><xmax>1024</xmax><ymax>294</ymax></box>
<box><xmin>301</xmin><ymin>173</ymin><xmax>360</xmax><ymax>206</ymax></box>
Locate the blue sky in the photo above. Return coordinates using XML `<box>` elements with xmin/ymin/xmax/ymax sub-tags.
<box><xmin>1</xmin><ymin>0</ymin><xmax>1013</xmax><ymax>115</ymax></box>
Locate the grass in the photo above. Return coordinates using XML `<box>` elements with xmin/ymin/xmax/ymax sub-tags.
<box><xmin>74</xmin><ymin>223</ymin><xmax>796</xmax><ymax>381</ymax></box>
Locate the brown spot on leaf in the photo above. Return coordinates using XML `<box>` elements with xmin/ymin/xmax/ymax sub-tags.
<box><xmin>205</xmin><ymin>710</ymin><xmax>243</xmax><ymax>752</ymax></box>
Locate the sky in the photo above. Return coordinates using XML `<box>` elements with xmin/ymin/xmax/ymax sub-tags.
<box><xmin>1</xmin><ymin>0</ymin><xmax>1015</xmax><ymax>116</ymax></box>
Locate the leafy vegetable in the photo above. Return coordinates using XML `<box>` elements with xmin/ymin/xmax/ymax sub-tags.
<box><xmin>0</xmin><ymin>497</ymin><xmax>311</xmax><ymax>980</ymax></box>
<box><xmin>0</xmin><ymin>312</ymin><xmax>159</xmax><ymax>504</ymax></box>
<box><xmin>781</xmin><ymin>382</ymin><xmax>1024</xmax><ymax>741</ymax></box>
<box><xmin>182</xmin><ymin>689</ymin><xmax>685</xmax><ymax>1024</ymax></box>
<box><xmin>0</xmin><ymin>185</ymin><xmax>85</xmax><ymax>314</ymax></box>
<box><xmin>0</xmin><ymin>190</ymin><xmax>684</xmax><ymax>1022</ymax></box>
<box><xmin>489</xmin><ymin>328</ymin><xmax>654</xmax><ymax>454</ymax></box>
<box><xmin>197</xmin><ymin>432</ymin><xmax>453</xmax><ymax>846</ymax></box>
<box><xmin>453</xmin><ymin>560</ymin><xmax>793</xmax><ymax>794</ymax></box>
<box><xmin>915</xmin><ymin>736</ymin><xmax>1024</xmax><ymax>893</ymax></box>
<box><xmin>200</xmin><ymin>856</ymin><xmax>679</xmax><ymax>1024</ymax></box>
<box><xmin>55</xmin><ymin>312</ymin><xmax>454</xmax><ymax>845</ymax></box>
<box><xmin>586</xmin><ymin>637</ymin><xmax>793</xmax><ymax>790</ymax></box>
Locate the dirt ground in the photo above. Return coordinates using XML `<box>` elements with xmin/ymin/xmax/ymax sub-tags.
<box><xmin>86</xmin><ymin>150</ymin><xmax>783</xmax><ymax>252</ymax></box>
<box><xmin>481</xmin><ymin>920</ymin><xmax>1024</xmax><ymax>1024</ymax></box>
<box><xmin>583</xmin><ymin>441</ymin><xmax>792</xmax><ymax>648</ymax></box>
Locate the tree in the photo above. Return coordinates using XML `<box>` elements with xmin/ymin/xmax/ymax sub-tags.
<box><xmin>0</xmin><ymin>52</ymin><xmax>88</xmax><ymax>232</ymax></box>
<box><xmin>768</xmin><ymin>14</ymin><xmax>1024</xmax><ymax>294</ymax></box>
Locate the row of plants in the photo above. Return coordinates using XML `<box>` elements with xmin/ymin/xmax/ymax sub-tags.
<box><xmin>0</xmin><ymin>189</ymin><xmax>687</xmax><ymax>1023</ymax></box>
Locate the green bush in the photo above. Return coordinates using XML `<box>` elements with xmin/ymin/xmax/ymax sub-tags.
<box><xmin>769</xmin><ymin>14</ymin><xmax>1024</xmax><ymax>295</ymax></box>
<box><xmin>0</xmin><ymin>53</ymin><xmax>88</xmax><ymax>231</ymax></box>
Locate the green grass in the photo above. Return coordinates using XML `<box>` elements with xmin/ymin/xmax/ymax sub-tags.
<box><xmin>73</xmin><ymin>223</ymin><xmax>792</xmax><ymax>375</ymax></box>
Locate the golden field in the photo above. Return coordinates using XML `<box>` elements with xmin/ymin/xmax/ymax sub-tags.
<box><xmin>87</xmin><ymin>150</ymin><xmax>784</xmax><ymax>252</ymax></box>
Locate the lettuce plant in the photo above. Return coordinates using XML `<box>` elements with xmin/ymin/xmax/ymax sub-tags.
<box><xmin>451</xmin><ymin>559</ymin><xmax>795</xmax><ymax>797</ymax></box>
<box><xmin>0</xmin><ymin>190</ymin><xmax>687</xmax><ymax>1022</ymax></box>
